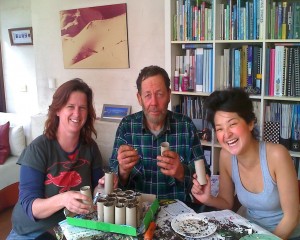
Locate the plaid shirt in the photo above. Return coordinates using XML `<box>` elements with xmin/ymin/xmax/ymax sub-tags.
<box><xmin>109</xmin><ymin>110</ymin><xmax>207</xmax><ymax>202</ymax></box>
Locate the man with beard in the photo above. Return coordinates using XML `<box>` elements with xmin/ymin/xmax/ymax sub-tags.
<box><xmin>109</xmin><ymin>65</ymin><xmax>209</xmax><ymax>202</ymax></box>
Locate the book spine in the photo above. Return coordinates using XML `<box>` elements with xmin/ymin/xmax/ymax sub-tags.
<box><xmin>174</xmin><ymin>70</ymin><xmax>180</xmax><ymax>91</ymax></box>
<box><xmin>247</xmin><ymin>45</ymin><xmax>253</xmax><ymax>87</ymax></box>
<box><xmin>287</xmin><ymin>3</ymin><xmax>293</xmax><ymax>39</ymax></box>
<box><xmin>287</xmin><ymin>47</ymin><xmax>293</xmax><ymax>96</ymax></box>
<box><xmin>274</xmin><ymin>45</ymin><xmax>284</xmax><ymax>96</ymax></box>
<box><xmin>282</xmin><ymin>1</ymin><xmax>288</xmax><ymax>39</ymax></box>
<box><xmin>295</xmin><ymin>47</ymin><xmax>300</xmax><ymax>96</ymax></box>
<box><xmin>208</xmin><ymin>49</ymin><xmax>213</xmax><ymax>92</ymax></box>
<box><xmin>234</xmin><ymin>48</ymin><xmax>241</xmax><ymax>87</ymax></box>
<box><xmin>277</xmin><ymin>2</ymin><xmax>283</xmax><ymax>39</ymax></box>
<box><xmin>259</xmin><ymin>0</ymin><xmax>264</xmax><ymax>39</ymax></box>
<box><xmin>241</xmin><ymin>45</ymin><xmax>248</xmax><ymax>88</ymax></box>
<box><xmin>293</xmin><ymin>3</ymin><xmax>300</xmax><ymax>39</ymax></box>
<box><xmin>201</xmin><ymin>1</ymin><xmax>206</xmax><ymax>40</ymax></box>
<box><xmin>270</xmin><ymin>48</ymin><xmax>275</xmax><ymax>96</ymax></box>
<box><xmin>195</xmin><ymin>48</ymin><xmax>204</xmax><ymax>92</ymax></box>
<box><xmin>253</xmin><ymin>0</ymin><xmax>257</xmax><ymax>40</ymax></box>
<box><xmin>282</xmin><ymin>47</ymin><xmax>288</xmax><ymax>95</ymax></box>
<box><xmin>182</xmin><ymin>43</ymin><xmax>213</xmax><ymax>49</ymax></box>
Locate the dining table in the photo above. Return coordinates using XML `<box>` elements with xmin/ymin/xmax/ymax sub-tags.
<box><xmin>52</xmin><ymin>199</ymin><xmax>281</xmax><ymax>240</ymax></box>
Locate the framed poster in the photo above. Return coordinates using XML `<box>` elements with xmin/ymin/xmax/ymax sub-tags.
<box><xmin>100</xmin><ymin>104</ymin><xmax>131</xmax><ymax>122</ymax></box>
<box><xmin>8</xmin><ymin>27</ymin><xmax>33</xmax><ymax>46</ymax></box>
<box><xmin>60</xmin><ymin>3</ymin><xmax>129</xmax><ymax>69</ymax></box>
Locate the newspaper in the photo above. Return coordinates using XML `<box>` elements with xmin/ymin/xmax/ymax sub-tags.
<box><xmin>153</xmin><ymin>200</ymin><xmax>279</xmax><ymax>240</ymax></box>
<box><xmin>57</xmin><ymin>199</ymin><xmax>279</xmax><ymax>240</ymax></box>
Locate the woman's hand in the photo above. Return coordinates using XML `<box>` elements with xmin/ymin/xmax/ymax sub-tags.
<box><xmin>62</xmin><ymin>191</ymin><xmax>92</xmax><ymax>215</ymax></box>
<box><xmin>191</xmin><ymin>173</ymin><xmax>211</xmax><ymax>204</ymax></box>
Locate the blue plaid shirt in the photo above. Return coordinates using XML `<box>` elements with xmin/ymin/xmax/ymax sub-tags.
<box><xmin>109</xmin><ymin>111</ymin><xmax>208</xmax><ymax>202</ymax></box>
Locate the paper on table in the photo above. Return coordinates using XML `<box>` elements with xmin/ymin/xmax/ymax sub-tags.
<box><xmin>59</xmin><ymin>219</ymin><xmax>103</xmax><ymax>240</ymax></box>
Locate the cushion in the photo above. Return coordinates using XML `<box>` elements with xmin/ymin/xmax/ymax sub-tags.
<box><xmin>9</xmin><ymin>125</ymin><xmax>26</xmax><ymax>157</ymax></box>
<box><xmin>0</xmin><ymin>121</ymin><xmax>10</xmax><ymax>164</ymax></box>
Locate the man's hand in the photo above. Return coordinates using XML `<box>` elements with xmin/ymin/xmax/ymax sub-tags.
<box><xmin>117</xmin><ymin>145</ymin><xmax>139</xmax><ymax>184</ymax></box>
<box><xmin>157</xmin><ymin>150</ymin><xmax>184</xmax><ymax>181</ymax></box>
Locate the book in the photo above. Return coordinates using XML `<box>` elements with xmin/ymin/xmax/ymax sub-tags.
<box><xmin>282</xmin><ymin>1</ymin><xmax>288</xmax><ymax>39</ymax></box>
<box><xmin>265</xmin><ymin>48</ymin><xmax>270</xmax><ymax>96</ymax></box>
<box><xmin>240</xmin><ymin>45</ymin><xmax>248</xmax><ymax>88</ymax></box>
<box><xmin>287</xmin><ymin>2</ymin><xmax>293</xmax><ymax>39</ymax></box>
<box><xmin>252</xmin><ymin>45</ymin><xmax>261</xmax><ymax>89</ymax></box>
<box><xmin>294</xmin><ymin>47</ymin><xmax>300</xmax><ymax>96</ymax></box>
<box><xmin>274</xmin><ymin>45</ymin><xmax>284</xmax><ymax>96</ymax></box>
<box><xmin>282</xmin><ymin>47</ymin><xmax>288</xmax><ymax>95</ymax></box>
<box><xmin>293</xmin><ymin>2</ymin><xmax>300</xmax><ymax>39</ymax></box>
<box><xmin>182</xmin><ymin>43</ymin><xmax>213</xmax><ymax>49</ymax></box>
<box><xmin>234</xmin><ymin>48</ymin><xmax>241</xmax><ymax>87</ymax></box>
<box><xmin>269</xmin><ymin>48</ymin><xmax>275</xmax><ymax>96</ymax></box>
<box><xmin>247</xmin><ymin>45</ymin><xmax>253</xmax><ymax>87</ymax></box>
<box><xmin>259</xmin><ymin>0</ymin><xmax>264</xmax><ymax>39</ymax></box>
<box><xmin>195</xmin><ymin>48</ymin><xmax>204</xmax><ymax>92</ymax></box>
<box><xmin>286</xmin><ymin>47</ymin><xmax>293</xmax><ymax>96</ymax></box>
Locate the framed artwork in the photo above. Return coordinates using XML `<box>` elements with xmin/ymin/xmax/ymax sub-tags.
<box><xmin>60</xmin><ymin>3</ymin><xmax>129</xmax><ymax>69</ymax></box>
<box><xmin>100</xmin><ymin>104</ymin><xmax>131</xmax><ymax>122</ymax></box>
<box><xmin>8</xmin><ymin>27</ymin><xmax>33</xmax><ymax>46</ymax></box>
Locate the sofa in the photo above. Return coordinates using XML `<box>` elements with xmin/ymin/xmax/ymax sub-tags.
<box><xmin>0</xmin><ymin>112</ymin><xmax>31</xmax><ymax>212</ymax></box>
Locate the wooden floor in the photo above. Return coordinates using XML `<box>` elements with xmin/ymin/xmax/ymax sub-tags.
<box><xmin>0</xmin><ymin>207</ymin><xmax>13</xmax><ymax>240</ymax></box>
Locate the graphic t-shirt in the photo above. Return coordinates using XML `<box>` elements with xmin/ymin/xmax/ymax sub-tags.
<box><xmin>12</xmin><ymin>135</ymin><xmax>103</xmax><ymax>235</ymax></box>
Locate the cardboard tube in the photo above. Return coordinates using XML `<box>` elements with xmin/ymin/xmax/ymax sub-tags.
<box><xmin>194</xmin><ymin>159</ymin><xmax>207</xmax><ymax>185</ymax></box>
<box><xmin>115</xmin><ymin>203</ymin><xmax>126</xmax><ymax>225</ymax></box>
<box><xmin>80</xmin><ymin>186</ymin><xmax>92</xmax><ymax>205</ymax></box>
<box><xmin>161</xmin><ymin>142</ymin><xmax>170</xmax><ymax>156</ymax></box>
<box><xmin>97</xmin><ymin>198</ymin><xmax>107</xmax><ymax>222</ymax></box>
<box><xmin>105</xmin><ymin>172</ymin><xmax>114</xmax><ymax>195</ymax></box>
<box><xmin>126</xmin><ymin>203</ymin><xmax>137</xmax><ymax>227</ymax></box>
<box><xmin>104</xmin><ymin>201</ymin><xmax>115</xmax><ymax>224</ymax></box>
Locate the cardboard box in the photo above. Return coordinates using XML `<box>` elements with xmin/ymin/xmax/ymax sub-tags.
<box><xmin>66</xmin><ymin>194</ymin><xmax>159</xmax><ymax>237</ymax></box>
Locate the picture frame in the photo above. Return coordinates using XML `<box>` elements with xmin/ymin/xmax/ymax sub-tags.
<box><xmin>8</xmin><ymin>27</ymin><xmax>33</xmax><ymax>46</ymax></box>
<box><xmin>100</xmin><ymin>104</ymin><xmax>131</xmax><ymax>122</ymax></box>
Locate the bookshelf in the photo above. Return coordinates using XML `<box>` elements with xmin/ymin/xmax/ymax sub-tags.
<box><xmin>165</xmin><ymin>0</ymin><xmax>300</xmax><ymax>176</ymax></box>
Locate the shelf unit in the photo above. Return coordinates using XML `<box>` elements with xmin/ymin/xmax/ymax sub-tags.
<box><xmin>165</xmin><ymin>0</ymin><xmax>300</xmax><ymax>175</ymax></box>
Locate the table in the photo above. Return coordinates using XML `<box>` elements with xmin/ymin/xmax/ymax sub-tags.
<box><xmin>54</xmin><ymin>199</ymin><xmax>280</xmax><ymax>240</ymax></box>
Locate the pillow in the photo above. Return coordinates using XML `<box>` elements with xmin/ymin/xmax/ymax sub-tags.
<box><xmin>0</xmin><ymin>121</ymin><xmax>10</xmax><ymax>164</ymax></box>
<box><xmin>9</xmin><ymin>125</ymin><xmax>26</xmax><ymax>157</ymax></box>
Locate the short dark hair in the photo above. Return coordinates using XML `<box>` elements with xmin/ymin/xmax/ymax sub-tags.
<box><xmin>204</xmin><ymin>88</ymin><xmax>259</xmax><ymax>139</ymax></box>
<box><xmin>44</xmin><ymin>78</ymin><xmax>97</xmax><ymax>143</ymax></box>
<box><xmin>136</xmin><ymin>65</ymin><xmax>170</xmax><ymax>93</ymax></box>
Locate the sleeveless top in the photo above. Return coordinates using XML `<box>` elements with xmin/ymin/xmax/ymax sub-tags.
<box><xmin>232</xmin><ymin>142</ymin><xmax>300</xmax><ymax>238</ymax></box>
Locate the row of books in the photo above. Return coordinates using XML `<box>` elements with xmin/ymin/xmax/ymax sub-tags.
<box><xmin>219</xmin><ymin>0</ymin><xmax>264</xmax><ymax>40</ymax></box>
<box><xmin>173</xmin><ymin>0</ymin><xmax>213</xmax><ymax>41</ymax></box>
<box><xmin>268</xmin><ymin>1</ymin><xmax>300</xmax><ymax>40</ymax></box>
<box><xmin>179</xmin><ymin>95</ymin><xmax>206</xmax><ymax>120</ymax></box>
<box><xmin>220</xmin><ymin>45</ymin><xmax>262</xmax><ymax>94</ymax></box>
<box><xmin>265</xmin><ymin>102</ymin><xmax>300</xmax><ymax>152</ymax></box>
<box><xmin>177</xmin><ymin>95</ymin><xmax>262</xmax><ymax>134</ymax></box>
<box><xmin>266</xmin><ymin>44</ymin><xmax>300</xmax><ymax>97</ymax></box>
<box><xmin>174</xmin><ymin>44</ymin><xmax>213</xmax><ymax>93</ymax></box>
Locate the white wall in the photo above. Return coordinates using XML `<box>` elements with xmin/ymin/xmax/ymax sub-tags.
<box><xmin>1</xmin><ymin>0</ymin><xmax>165</xmax><ymax>117</ymax></box>
<box><xmin>0</xmin><ymin>0</ymin><xmax>38</xmax><ymax>115</ymax></box>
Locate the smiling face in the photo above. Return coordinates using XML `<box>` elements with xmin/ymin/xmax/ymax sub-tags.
<box><xmin>137</xmin><ymin>74</ymin><xmax>171</xmax><ymax>130</ymax></box>
<box><xmin>214</xmin><ymin>111</ymin><xmax>254</xmax><ymax>156</ymax></box>
<box><xmin>56</xmin><ymin>91</ymin><xmax>88</xmax><ymax>137</ymax></box>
